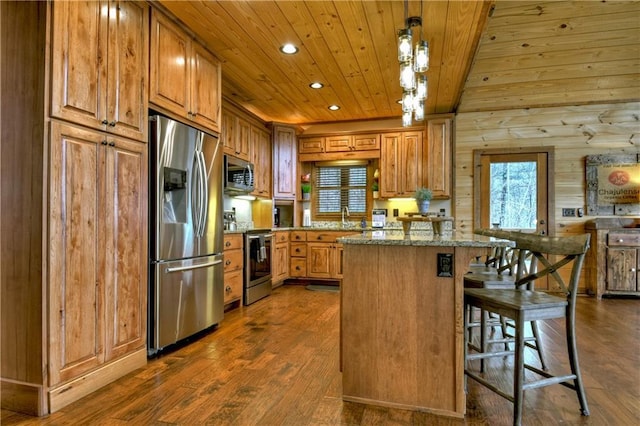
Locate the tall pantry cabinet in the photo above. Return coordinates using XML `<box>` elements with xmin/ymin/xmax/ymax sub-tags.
<box><xmin>1</xmin><ymin>0</ymin><xmax>148</xmax><ymax>416</ymax></box>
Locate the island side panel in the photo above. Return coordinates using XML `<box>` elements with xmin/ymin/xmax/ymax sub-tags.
<box><xmin>342</xmin><ymin>243</ymin><xmax>469</xmax><ymax>417</ymax></box>
<box><xmin>342</xmin><ymin>244</ymin><xmax>380</xmax><ymax>401</ymax></box>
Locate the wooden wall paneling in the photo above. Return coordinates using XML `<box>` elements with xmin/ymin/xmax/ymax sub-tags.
<box><xmin>0</xmin><ymin>0</ymin><xmax>47</xmax><ymax>415</ymax></box>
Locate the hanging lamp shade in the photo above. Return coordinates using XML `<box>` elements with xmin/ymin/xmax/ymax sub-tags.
<box><xmin>397</xmin><ymin>28</ymin><xmax>413</xmax><ymax>62</ymax></box>
<box><xmin>413</xmin><ymin>98</ymin><xmax>424</xmax><ymax>121</ymax></box>
<box><xmin>415</xmin><ymin>75</ymin><xmax>427</xmax><ymax>100</ymax></box>
<box><xmin>402</xmin><ymin>110</ymin><xmax>412</xmax><ymax>127</ymax></box>
<box><xmin>399</xmin><ymin>61</ymin><xmax>415</xmax><ymax>90</ymax></box>
<box><xmin>402</xmin><ymin>90</ymin><xmax>413</xmax><ymax>113</ymax></box>
<box><xmin>414</xmin><ymin>40</ymin><xmax>429</xmax><ymax>72</ymax></box>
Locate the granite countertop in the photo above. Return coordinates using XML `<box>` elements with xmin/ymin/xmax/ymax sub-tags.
<box><xmin>338</xmin><ymin>231</ymin><xmax>515</xmax><ymax>248</ymax></box>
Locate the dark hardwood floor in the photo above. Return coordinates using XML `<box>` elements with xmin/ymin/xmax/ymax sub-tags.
<box><xmin>2</xmin><ymin>284</ymin><xmax>639</xmax><ymax>425</ymax></box>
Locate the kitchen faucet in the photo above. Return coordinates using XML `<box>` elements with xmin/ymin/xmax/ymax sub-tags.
<box><xmin>342</xmin><ymin>206</ymin><xmax>350</xmax><ymax>227</ymax></box>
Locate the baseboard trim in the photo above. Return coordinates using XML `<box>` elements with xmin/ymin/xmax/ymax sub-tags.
<box><xmin>48</xmin><ymin>348</ymin><xmax>147</xmax><ymax>413</ymax></box>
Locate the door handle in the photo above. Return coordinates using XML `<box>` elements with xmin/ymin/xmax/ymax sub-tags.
<box><xmin>165</xmin><ymin>259</ymin><xmax>222</xmax><ymax>273</ymax></box>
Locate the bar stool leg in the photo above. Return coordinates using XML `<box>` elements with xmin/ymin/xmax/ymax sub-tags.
<box><xmin>480</xmin><ymin>309</ymin><xmax>488</xmax><ymax>372</ymax></box>
<box><xmin>529</xmin><ymin>320</ymin><xmax>547</xmax><ymax>370</ymax></box>
<box><xmin>567</xmin><ymin>306</ymin><xmax>590</xmax><ymax>415</ymax></box>
<box><xmin>513</xmin><ymin>314</ymin><xmax>525</xmax><ymax>426</ymax></box>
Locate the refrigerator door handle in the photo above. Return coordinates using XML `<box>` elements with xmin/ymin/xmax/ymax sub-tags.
<box><xmin>198</xmin><ymin>150</ymin><xmax>208</xmax><ymax>237</ymax></box>
<box><xmin>165</xmin><ymin>259</ymin><xmax>222</xmax><ymax>274</ymax></box>
<box><xmin>190</xmin><ymin>153</ymin><xmax>201</xmax><ymax>236</ymax></box>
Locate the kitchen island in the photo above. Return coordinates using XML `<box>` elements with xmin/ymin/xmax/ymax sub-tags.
<box><xmin>339</xmin><ymin>231</ymin><xmax>514</xmax><ymax>418</ymax></box>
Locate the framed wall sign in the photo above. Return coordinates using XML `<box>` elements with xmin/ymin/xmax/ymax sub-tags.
<box><xmin>585</xmin><ymin>154</ymin><xmax>640</xmax><ymax>215</ymax></box>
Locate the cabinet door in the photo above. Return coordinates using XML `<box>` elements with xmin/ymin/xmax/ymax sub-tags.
<box><xmin>274</xmin><ymin>242</ymin><xmax>290</xmax><ymax>284</ymax></box>
<box><xmin>50</xmin><ymin>0</ymin><xmax>107</xmax><ymax>131</ymax></box>
<box><xmin>49</xmin><ymin>122</ymin><xmax>105</xmax><ymax>386</ymax></box>
<box><xmin>334</xmin><ymin>244</ymin><xmax>345</xmax><ymax>279</ymax></box>
<box><xmin>103</xmin><ymin>136</ymin><xmax>147</xmax><ymax>361</ymax></box>
<box><xmin>401</xmin><ymin>131</ymin><xmax>423</xmax><ymax>196</ymax></box>
<box><xmin>299</xmin><ymin>137</ymin><xmax>325</xmax><ymax>154</ymax></box>
<box><xmin>325</xmin><ymin>135</ymin><xmax>352</xmax><ymax>152</ymax></box>
<box><xmin>307</xmin><ymin>243</ymin><xmax>332</xmax><ymax>278</ymax></box>
<box><xmin>190</xmin><ymin>42</ymin><xmax>221</xmax><ymax>133</ymax></box>
<box><xmin>106</xmin><ymin>0</ymin><xmax>148</xmax><ymax>142</ymax></box>
<box><xmin>353</xmin><ymin>134</ymin><xmax>380</xmax><ymax>151</ymax></box>
<box><xmin>426</xmin><ymin>118</ymin><xmax>451</xmax><ymax>198</ymax></box>
<box><xmin>149</xmin><ymin>9</ymin><xmax>190</xmax><ymax>116</ymax></box>
<box><xmin>606</xmin><ymin>248</ymin><xmax>638</xmax><ymax>291</ymax></box>
<box><xmin>235</xmin><ymin>117</ymin><xmax>251</xmax><ymax>161</ymax></box>
<box><xmin>251</xmin><ymin>125</ymin><xmax>272</xmax><ymax>198</ymax></box>
<box><xmin>273</xmin><ymin>125</ymin><xmax>297</xmax><ymax>199</ymax></box>
<box><xmin>380</xmin><ymin>133</ymin><xmax>400</xmax><ymax>198</ymax></box>
<box><xmin>222</xmin><ymin>110</ymin><xmax>236</xmax><ymax>154</ymax></box>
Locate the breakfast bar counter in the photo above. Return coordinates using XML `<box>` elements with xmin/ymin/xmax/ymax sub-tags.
<box><xmin>339</xmin><ymin>231</ymin><xmax>514</xmax><ymax>418</ymax></box>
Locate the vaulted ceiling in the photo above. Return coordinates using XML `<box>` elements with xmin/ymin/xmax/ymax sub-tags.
<box><xmin>157</xmin><ymin>1</ymin><xmax>640</xmax><ymax>125</ymax></box>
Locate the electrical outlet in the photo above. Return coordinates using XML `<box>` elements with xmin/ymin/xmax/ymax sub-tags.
<box><xmin>393</xmin><ymin>208</ymin><xmax>399</xmax><ymax>217</ymax></box>
<box><xmin>562</xmin><ymin>208</ymin><xmax>576</xmax><ymax>217</ymax></box>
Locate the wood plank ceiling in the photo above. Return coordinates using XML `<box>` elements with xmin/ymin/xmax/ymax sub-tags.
<box><xmin>157</xmin><ymin>0</ymin><xmax>493</xmax><ymax>125</ymax></box>
<box><xmin>157</xmin><ymin>1</ymin><xmax>639</xmax><ymax>125</ymax></box>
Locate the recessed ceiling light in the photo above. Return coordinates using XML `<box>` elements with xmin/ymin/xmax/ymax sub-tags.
<box><xmin>328</xmin><ymin>105</ymin><xmax>340</xmax><ymax>111</ymax></box>
<box><xmin>279</xmin><ymin>43</ymin><xmax>299</xmax><ymax>54</ymax></box>
<box><xmin>309</xmin><ymin>82</ymin><xmax>324</xmax><ymax>89</ymax></box>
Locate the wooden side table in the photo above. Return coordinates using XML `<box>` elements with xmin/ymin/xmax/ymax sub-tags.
<box><xmin>397</xmin><ymin>215</ymin><xmax>454</xmax><ymax>235</ymax></box>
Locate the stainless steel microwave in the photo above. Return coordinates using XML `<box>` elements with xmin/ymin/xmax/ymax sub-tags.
<box><xmin>224</xmin><ymin>155</ymin><xmax>254</xmax><ymax>194</ymax></box>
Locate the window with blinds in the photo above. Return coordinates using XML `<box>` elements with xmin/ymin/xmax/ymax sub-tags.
<box><xmin>315</xmin><ymin>165</ymin><xmax>367</xmax><ymax>217</ymax></box>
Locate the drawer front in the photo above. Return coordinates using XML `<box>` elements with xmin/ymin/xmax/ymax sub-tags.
<box><xmin>224</xmin><ymin>249</ymin><xmax>244</xmax><ymax>272</ymax></box>
<box><xmin>608</xmin><ymin>232</ymin><xmax>640</xmax><ymax>247</ymax></box>
<box><xmin>274</xmin><ymin>231</ymin><xmax>289</xmax><ymax>243</ymax></box>
<box><xmin>224</xmin><ymin>269</ymin><xmax>243</xmax><ymax>304</ymax></box>
<box><xmin>291</xmin><ymin>231</ymin><xmax>307</xmax><ymax>242</ymax></box>
<box><xmin>290</xmin><ymin>258</ymin><xmax>307</xmax><ymax>276</ymax></box>
<box><xmin>224</xmin><ymin>234</ymin><xmax>243</xmax><ymax>250</ymax></box>
<box><xmin>290</xmin><ymin>242</ymin><xmax>307</xmax><ymax>257</ymax></box>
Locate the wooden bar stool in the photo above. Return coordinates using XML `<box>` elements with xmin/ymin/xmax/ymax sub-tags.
<box><xmin>464</xmin><ymin>233</ymin><xmax>591</xmax><ymax>426</ymax></box>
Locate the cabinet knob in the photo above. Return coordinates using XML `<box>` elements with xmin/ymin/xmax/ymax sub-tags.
<box><xmin>225</xmin><ymin>260</ymin><xmax>231</xmax><ymax>266</ymax></box>
<box><xmin>108</xmin><ymin>141</ymin><xmax>115</xmax><ymax>147</ymax></box>
<box><xmin>101</xmin><ymin>140</ymin><xmax>108</xmax><ymax>145</ymax></box>
<box><xmin>295</xmin><ymin>248</ymin><xmax>300</xmax><ymax>253</ymax></box>
<box><xmin>618</xmin><ymin>239</ymin><xmax>624</xmax><ymax>243</ymax></box>
<box><xmin>225</xmin><ymin>241</ymin><xmax>231</xmax><ymax>247</ymax></box>
<box><xmin>631</xmin><ymin>268</ymin><xmax>636</xmax><ymax>272</ymax></box>
<box><xmin>101</xmin><ymin>119</ymin><xmax>109</xmax><ymax>125</ymax></box>
<box><xmin>296</xmin><ymin>266</ymin><xmax>301</xmax><ymax>270</ymax></box>
<box><xmin>225</xmin><ymin>286</ymin><xmax>231</xmax><ymax>293</ymax></box>
<box><xmin>109</xmin><ymin>121</ymin><xmax>116</xmax><ymax>127</ymax></box>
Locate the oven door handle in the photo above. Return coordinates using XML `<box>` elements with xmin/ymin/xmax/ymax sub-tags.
<box><xmin>247</xmin><ymin>234</ymin><xmax>273</xmax><ymax>240</ymax></box>
<box><xmin>165</xmin><ymin>259</ymin><xmax>222</xmax><ymax>274</ymax></box>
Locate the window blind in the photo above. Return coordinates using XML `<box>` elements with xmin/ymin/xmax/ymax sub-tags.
<box><xmin>315</xmin><ymin>165</ymin><xmax>367</xmax><ymax>216</ymax></box>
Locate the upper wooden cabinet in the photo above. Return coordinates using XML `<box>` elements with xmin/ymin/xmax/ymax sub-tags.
<box><xmin>149</xmin><ymin>8</ymin><xmax>221</xmax><ymax>134</ymax></box>
<box><xmin>251</xmin><ymin>125</ymin><xmax>272</xmax><ymax>198</ymax></box>
<box><xmin>222</xmin><ymin>109</ymin><xmax>251</xmax><ymax>161</ymax></box>
<box><xmin>299</xmin><ymin>133</ymin><xmax>380</xmax><ymax>154</ymax></box>
<box><xmin>425</xmin><ymin>117</ymin><xmax>453</xmax><ymax>199</ymax></box>
<box><xmin>380</xmin><ymin>131</ymin><xmax>423</xmax><ymax>198</ymax></box>
<box><xmin>50</xmin><ymin>0</ymin><xmax>149</xmax><ymax>142</ymax></box>
<box><xmin>273</xmin><ymin>125</ymin><xmax>297</xmax><ymax>199</ymax></box>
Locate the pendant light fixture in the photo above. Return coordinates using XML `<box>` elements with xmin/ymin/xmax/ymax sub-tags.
<box><xmin>397</xmin><ymin>0</ymin><xmax>429</xmax><ymax>126</ymax></box>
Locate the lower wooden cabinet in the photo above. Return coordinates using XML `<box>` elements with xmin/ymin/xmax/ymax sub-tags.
<box><xmin>586</xmin><ymin>219</ymin><xmax>640</xmax><ymax>299</ymax></box>
<box><xmin>48</xmin><ymin>121</ymin><xmax>148</xmax><ymax>408</ymax></box>
<box><xmin>273</xmin><ymin>231</ymin><xmax>290</xmax><ymax>286</ymax></box>
<box><xmin>288</xmin><ymin>231</ymin><xmax>356</xmax><ymax>280</ymax></box>
<box><xmin>223</xmin><ymin>234</ymin><xmax>244</xmax><ymax>306</ymax></box>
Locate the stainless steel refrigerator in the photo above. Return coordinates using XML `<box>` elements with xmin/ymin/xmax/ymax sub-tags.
<box><xmin>148</xmin><ymin>115</ymin><xmax>224</xmax><ymax>355</ymax></box>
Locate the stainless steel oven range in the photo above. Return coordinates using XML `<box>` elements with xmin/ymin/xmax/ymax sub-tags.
<box><xmin>244</xmin><ymin>229</ymin><xmax>273</xmax><ymax>305</ymax></box>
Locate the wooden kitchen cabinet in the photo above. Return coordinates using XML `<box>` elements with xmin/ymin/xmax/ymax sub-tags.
<box><xmin>425</xmin><ymin>116</ymin><xmax>453</xmax><ymax>199</ymax></box>
<box><xmin>223</xmin><ymin>234</ymin><xmax>244</xmax><ymax>306</ymax></box>
<box><xmin>50</xmin><ymin>0</ymin><xmax>148</xmax><ymax>142</ymax></box>
<box><xmin>251</xmin><ymin>125</ymin><xmax>272</xmax><ymax>198</ymax></box>
<box><xmin>222</xmin><ymin>109</ymin><xmax>250</xmax><ymax>161</ymax></box>
<box><xmin>48</xmin><ymin>121</ymin><xmax>148</xmax><ymax>399</ymax></box>
<box><xmin>272</xmin><ymin>231</ymin><xmax>290</xmax><ymax>287</ymax></box>
<box><xmin>380</xmin><ymin>131</ymin><xmax>423</xmax><ymax>198</ymax></box>
<box><xmin>300</xmin><ymin>231</ymin><xmax>355</xmax><ymax>280</ymax></box>
<box><xmin>585</xmin><ymin>219</ymin><xmax>640</xmax><ymax>299</ymax></box>
<box><xmin>273</xmin><ymin>125</ymin><xmax>298</xmax><ymax>199</ymax></box>
<box><xmin>150</xmin><ymin>8</ymin><xmax>221</xmax><ymax>134</ymax></box>
<box><xmin>299</xmin><ymin>133</ymin><xmax>380</xmax><ymax>155</ymax></box>
<box><xmin>326</xmin><ymin>134</ymin><xmax>380</xmax><ymax>152</ymax></box>
<box><xmin>290</xmin><ymin>232</ymin><xmax>307</xmax><ymax>277</ymax></box>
